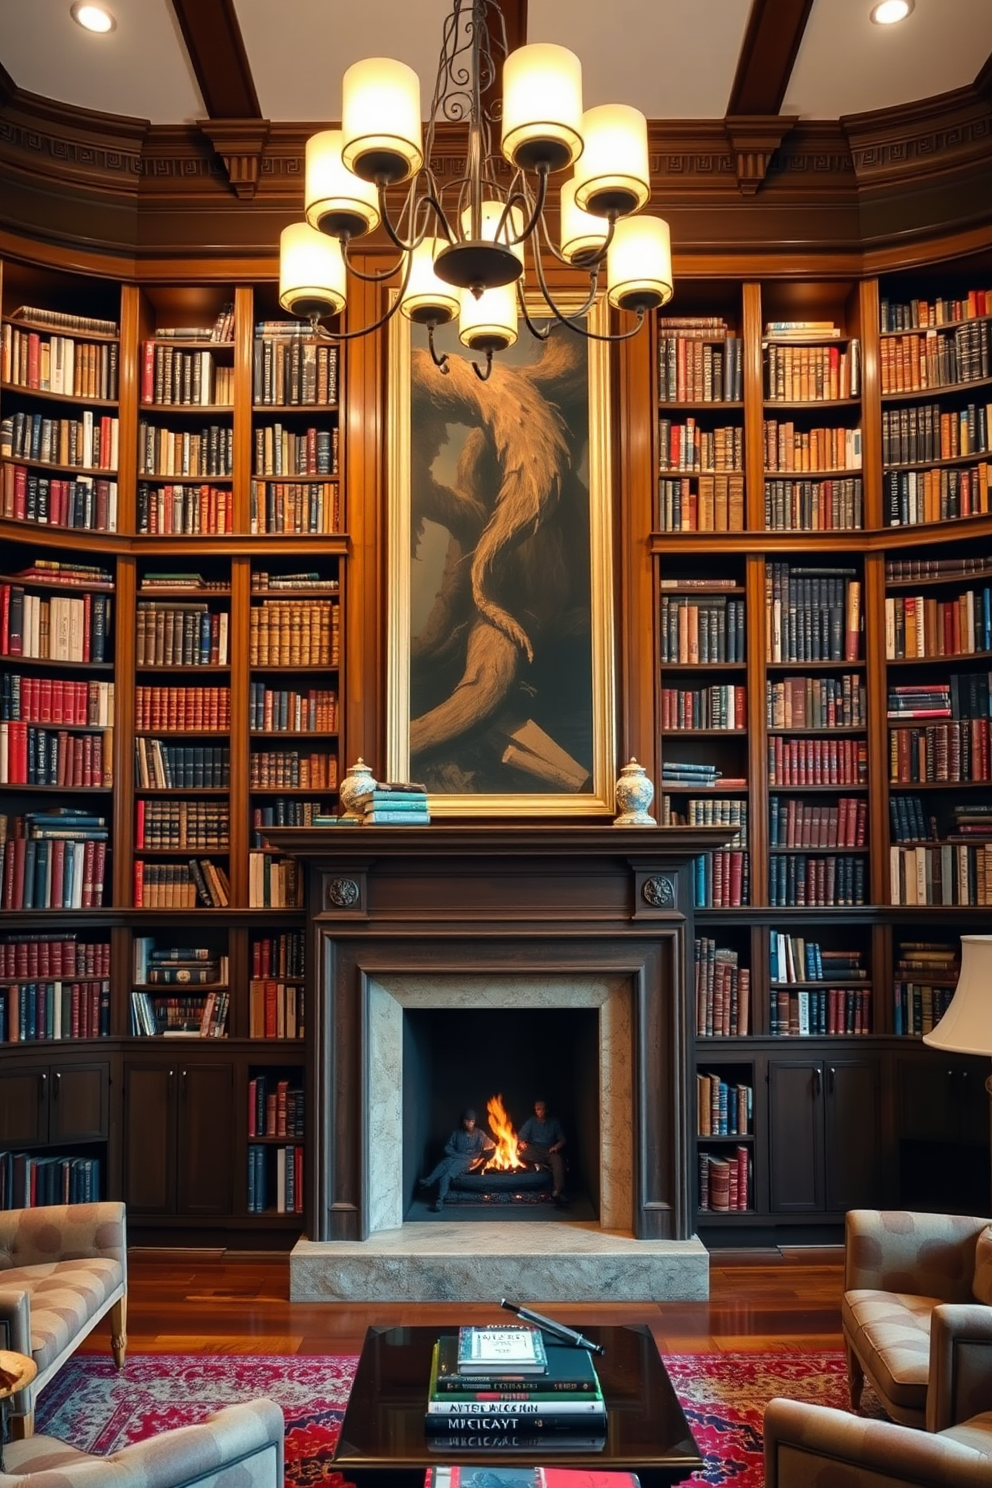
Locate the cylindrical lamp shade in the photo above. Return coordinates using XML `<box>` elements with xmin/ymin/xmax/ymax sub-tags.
<box><xmin>278</xmin><ymin>223</ymin><xmax>347</xmax><ymax>321</ymax></box>
<box><xmin>501</xmin><ymin>44</ymin><xmax>584</xmax><ymax>172</ymax></box>
<box><xmin>607</xmin><ymin>214</ymin><xmax>673</xmax><ymax>312</ymax></box>
<box><xmin>341</xmin><ymin>57</ymin><xmax>423</xmax><ymax>185</ymax></box>
<box><xmin>923</xmin><ymin>935</ymin><xmax>992</xmax><ymax>1053</ymax></box>
<box><xmin>559</xmin><ymin>176</ymin><xmax>610</xmax><ymax>265</ymax></box>
<box><xmin>458</xmin><ymin>283</ymin><xmax>518</xmax><ymax>353</ymax></box>
<box><xmin>305</xmin><ymin>131</ymin><xmax>380</xmax><ymax>239</ymax></box>
<box><xmin>573</xmin><ymin>104</ymin><xmax>650</xmax><ymax>218</ymax></box>
<box><xmin>400</xmin><ymin>238</ymin><xmax>460</xmax><ymax>325</ymax></box>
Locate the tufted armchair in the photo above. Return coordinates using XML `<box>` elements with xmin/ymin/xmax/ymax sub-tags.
<box><xmin>842</xmin><ymin>1208</ymin><xmax>992</xmax><ymax>1427</ymax></box>
<box><xmin>0</xmin><ymin>1398</ymin><xmax>284</xmax><ymax>1485</ymax></box>
<box><xmin>0</xmin><ymin>1203</ymin><xmax>127</xmax><ymax>1438</ymax></box>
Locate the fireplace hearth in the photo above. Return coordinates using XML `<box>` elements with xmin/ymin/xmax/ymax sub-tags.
<box><xmin>266</xmin><ymin>823</ymin><xmax>729</xmax><ymax>1302</ymax></box>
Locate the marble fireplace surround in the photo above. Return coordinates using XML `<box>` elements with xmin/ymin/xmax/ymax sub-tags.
<box><xmin>368</xmin><ymin>972</ymin><xmax>634</xmax><ymax>1233</ymax></box>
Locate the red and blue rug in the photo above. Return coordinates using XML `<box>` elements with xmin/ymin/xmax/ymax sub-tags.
<box><xmin>34</xmin><ymin>1349</ymin><xmax>864</xmax><ymax>1487</ymax></box>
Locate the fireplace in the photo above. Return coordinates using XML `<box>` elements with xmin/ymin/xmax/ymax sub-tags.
<box><xmin>267</xmin><ymin>823</ymin><xmax>727</xmax><ymax>1300</ymax></box>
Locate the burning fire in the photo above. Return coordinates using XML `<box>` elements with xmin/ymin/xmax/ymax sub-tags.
<box><xmin>483</xmin><ymin>1093</ymin><xmax>526</xmax><ymax>1171</ymax></box>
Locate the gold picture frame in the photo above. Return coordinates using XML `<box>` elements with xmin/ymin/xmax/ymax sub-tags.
<box><xmin>386</xmin><ymin>294</ymin><xmax>616</xmax><ymax>815</ymax></box>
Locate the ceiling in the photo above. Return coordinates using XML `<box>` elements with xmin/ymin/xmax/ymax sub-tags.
<box><xmin>0</xmin><ymin>0</ymin><xmax>990</xmax><ymax>128</ymax></box>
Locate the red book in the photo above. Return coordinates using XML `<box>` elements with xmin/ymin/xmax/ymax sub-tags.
<box><xmin>13</xmin><ymin>465</ymin><xmax>27</xmax><ymax>521</ymax></box>
<box><xmin>264</xmin><ymin>980</ymin><xmax>278</xmax><ymax>1039</ymax></box>
<box><xmin>141</xmin><ymin>340</ymin><xmax>154</xmax><ymax>403</ymax></box>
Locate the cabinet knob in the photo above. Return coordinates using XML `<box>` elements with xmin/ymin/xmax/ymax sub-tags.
<box><xmin>38</xmin><ymin>1073</ymin><xmax>46</xmax><ymax>1099</ymax></box>
<box><xmin>813</xmin><ymin>1068</ymin><xmax>822</xmax><ymax>1097</ymax></box>
<box><xmin>53</xmin><ymin>1072</ymin><xmax>60</xmax><ymax>1100</ymax></box>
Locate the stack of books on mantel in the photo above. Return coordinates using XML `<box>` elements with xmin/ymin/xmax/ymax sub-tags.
<box><xmin>425</xmin><ymin>1326</ymin><xmax>607</xmax><ymax>1452</ymax></box>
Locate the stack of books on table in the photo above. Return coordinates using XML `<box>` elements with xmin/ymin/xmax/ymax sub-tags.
<box><xmin>425</xmin><ymin>1326</ymin><xmax>607</xmax><ymax>1451</ymax></box>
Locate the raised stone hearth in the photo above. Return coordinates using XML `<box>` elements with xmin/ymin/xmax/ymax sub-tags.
<box><xmin>267</xmin><ymin>824</ymin><xmax>729</xmax><ymax>1303</ymax></box>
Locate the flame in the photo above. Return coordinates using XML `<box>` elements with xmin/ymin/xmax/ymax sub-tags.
<box><xmin>484</xmin><ymin>1093</ymin><xmax>526</xmax><ymax>1170</ymax></box>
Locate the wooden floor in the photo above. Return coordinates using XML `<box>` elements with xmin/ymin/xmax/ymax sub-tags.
<box><xmin>79</xmin><ymin>1247</ymin><xmax>846</xmax><ymax>1358</ymax></box>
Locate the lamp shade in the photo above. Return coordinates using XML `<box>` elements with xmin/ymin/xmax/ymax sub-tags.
<box><xmin>278</xmin><ymin>222</ymin><xmax>347</xmax><ymax>320</ymax></box>
<box><xmin>461</xmin><ymin>201</ymin><xmax>526</xmax><ymax>269</ymax></box>
<box><xmin>607</xmin><ymin>214</ymin><xmax>673</xmax><ymax>312</ymax></box>
<box><xmin>923</xmin><ymin>935</ymin><xmax>992</xmax><ymax>1053</ymax></box>
<box><xmin>572</xmin><ymin>104</ymin><xmax>650</xmax><ymax>218</ymax></box>
<box><xmin>501</xmin><ymin>43</ymin><xmax>584</xmax><ymax>173</ymax></box>
<box><xmin>559</xmin><ymin>176</ymin><xmax>610</xmax><ymax>265</ymax></box>
<box><xmin>341</xmin><ymin>57</ymin><xmax>423</xmax><ymax>185</ymax></box>
<box><xmin>400</xmin><ymin>238</ymin><xmax>460</xmax><ymax>325</ymax></box>
<box><xmin>305</xmin><ymin>130</ymin><xmax>380</xmax><ymax>239</ymax></box>
<box><xmin>458</xmin><ymin>282</ymin><xmax>518</xmax><ymax>352</ymax></box>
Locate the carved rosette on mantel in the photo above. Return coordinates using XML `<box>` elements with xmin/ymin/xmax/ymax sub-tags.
<box><xmin>613</xmin><ymin>758</ymin><xmax>657</xmax><ymax>826</ymax></box>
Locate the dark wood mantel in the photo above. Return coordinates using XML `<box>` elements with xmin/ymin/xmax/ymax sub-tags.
<box><xmin>268</xmin><ymin>824</ymin><xmax>731</xmax><ymax>1243</ymax></box>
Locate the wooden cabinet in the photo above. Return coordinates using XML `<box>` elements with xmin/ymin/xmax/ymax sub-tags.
<box><xmin>769</xmin><ymin>1054</ymin><xmax>881</xmax><ymax>1215</ymax></box>
<box><xmin>896</xmin><ymin>1051</ymin><xmax>991</xmax><ymax>1214</ymax></box>
<box><xmin>123</xmin><ymin>1058</ymin><xmax>234</xmax><ymax>1217</ymax></box>
<box><xmin>0</xmin><ymin>1059</ymin><xmax>109</xmax><ymax>1147</ymax></box>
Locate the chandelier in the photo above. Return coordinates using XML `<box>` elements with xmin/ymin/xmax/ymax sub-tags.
<box><xmin>277</xmin><ymin>0</ymin><xmax>674</xmax><ymax>379</ymax></box>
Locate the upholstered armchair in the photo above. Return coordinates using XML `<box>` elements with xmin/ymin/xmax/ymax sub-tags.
<box><xmin>764</xmin><ymin>1397</ymin><xmax>992</xmax><ymax>1487</ymax></box>
<box><xmin>842</xmin><ymin>1208</ymin><xmax>992</xmax><ymax>1426</ymax></box>
<box><xmin>0</xmin><ymin>1203</ymin><xmax>127</xmax><ymax>1437</ymax></box>
<box><xmin>0</xmin><ymin>1398</ymin><xmax>284</xmax><ymax>1486</ymax></box>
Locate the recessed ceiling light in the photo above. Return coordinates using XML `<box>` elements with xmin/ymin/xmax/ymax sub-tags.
<box><xmin>70</xmin><ymin>2</ymin><xmax>116</xmax><ymax>32</ymax></box>
<box><xmin>870</xmin><ymin>0</ymin><xmax>914</xmax><ymax>23</ymax></box>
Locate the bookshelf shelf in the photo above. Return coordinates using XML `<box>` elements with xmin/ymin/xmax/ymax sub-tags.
<box><xmin>1</xmin><ymin>383</ymin><xmax>118</xmax><ymax>409</ymax></box>
<box><xmin>882</xmin><ymin>374</ymin><xmax>992</xmax><ymax>402</ymax></box>
<box><xmin>1</xmin><ymin>456</ymin><xmax>118</xmax><ymax>478</ymax></box>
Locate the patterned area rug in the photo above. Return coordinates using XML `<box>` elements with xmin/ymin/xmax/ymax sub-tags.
<box><xmin>34</xmin><ymin>1349</ymin><xmax>866</xmax><ymax>1487</ymax></box>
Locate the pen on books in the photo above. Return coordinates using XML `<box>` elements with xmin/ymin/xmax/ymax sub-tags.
<box><xmin>500</xmin><ymin>1299</ymin><xmax>606</xmax><ymax>1356</ymax></box>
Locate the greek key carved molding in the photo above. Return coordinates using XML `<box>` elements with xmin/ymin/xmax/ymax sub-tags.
<box><xmin>0</xmin><ymin>118</ymin><xmax>142</xmax><ymax>175</ymax></box>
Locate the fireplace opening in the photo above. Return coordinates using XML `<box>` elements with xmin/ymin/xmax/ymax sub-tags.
<box><xmin>402</xmin><ymin>1007</ymin><xmax>600</xmax><ymax>1221</ymax></box>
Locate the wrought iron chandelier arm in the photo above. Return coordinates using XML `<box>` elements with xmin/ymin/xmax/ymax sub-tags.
<box><xmin>307</xmin><ymin>252</ymin><xmax>415</xmax><ymax>342</ymax></box>
<box><xmin>531</xmin><ymin>238</ymin><xmax>647</xmax><ymax>342</ymax></box>
<box><xmin>497</xmin><ymin>167</ymin><xmax>548</xmax><ymax>248</ymax></box>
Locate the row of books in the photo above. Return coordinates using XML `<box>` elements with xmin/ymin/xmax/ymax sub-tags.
<box><xmin>767</xmin><ymin>674</ymin><xmax>867</xmax><ymax>730</ymax></box>
<box><xmin>890</xmin><ymin>841</ymin><xmax>992</xmax><ymax>905</ymax></box>
<box><xmin>138</xmin><ymin>421</ymin><xmax>233</xmax><ymax>479</ymax></box>
<box><xmin>697</xmin><ymin>1073</ymin><xmax>752</xmax><ymax>1136</ymax></box>
<box><xmin>659</xmin><ymin>596</ymin><xmax>747</xmax><ymax>664</ymax></box>
<box><xmin>699</xmin><ymin>1147</ymin><xmax>750</xmax><ymax>1212</ymax></box>
<box><xmin>887</xmin><ymin>674</ymin><xmax>992</xmax><ymax>722</ymax></box>
<box><xmin>767</xmin><ymin>736</ymin><xmax>868</xmax><ymax>786</ymax></box>
<box><xmin>248</xmin><ymin>979</ymin><xmax>304</xmax><ymax>1039</ymax></box>
<box><xmin>770</xmin><ymin>986</ymin><xmax>872</xmax><ymax>1036</ymax></box>
<box><xmin>768</xmin><ymin>854</ymin><xmax>867</xmax><ymax>908</ymax></box>
<box><xmin>250</xmin><ymin>572</ymin><xmax>339</xmax><ymax>593</ymax></box>
<box><xmin>889</xmin><ymin>793</ymin><xmax>933</xmax><ymax>843</ymax></box>
<box><xmin>0</xmin><ymin>979</ymin><xmax>110</xmax><ymax>1042</ymax></box>
<box><xmin>762</xmin><ymin>421</ymin><xmax>862</xmax><ymax>473</ymax></box>
<box><xmin>4</xmin><ymin>555</ymin><xmax>111</xmax><ymax>587</ymax></box>
<box><xmin>769</xmin><ymin>933</ymin><xmax>866</xmax><ymax>984</ymax></box>
<box><xmin>2</xmin><ymin>326</ymin><xmax>119</xmax><ymax>401</ymax></box>
<box><xmin>657</xmin><ymin>473</ymin><xmax>745</xmax><ymax>532</ymax></box>
<box><xmin>1</xmin><ymin>586</ymin><xmax>112</xmax><ymax>662</ymax></box>
<box><xmin>0</xmin><ymin>933</ymin><xmax>110</xmax><ymax>978</ymax></box>
<box><xmin>252</xmin><ymin>337</ymin><xmax>338</xmax><ymax>406</ymax></box>
<box><xmin>361</xmin><ymin>786</ymin><xmax>430</xmax><ymax>826</ymax></box>
<box><xmin>879</xmin><ymin>321</ymin><xmax>991</xmax><ymax>394</ymax></box>
<box><xmin>1</xmin><ymin>812</ymin><xmax>108</xmax><ymax>910</ymax></box>
<box><xmin>252</xmin><ymin>800</ymin><xmax>328</xmax><ymax>833</ymax></box>
<box><xmin>132</xmin><ymin>858</ymin><xmax>230</xmax><ymax>909</ymax></box>
<box><xmin>882</xmin><ymin>400</ymin><xmax>991</xmax><ymax>466</ymax></box>
<box><xmin>248</xmin><ymin>1075</ymin><xmax>304</xmax><ymax>1137</ymax></box>
<box><xmin>660</xmin><ymin>683</ymin><xmax>745</xmax><ymax>732</ymax></box>
<box><xmin>892</xmin><ymin>941</ymin><xmax>960</xmax><ymax>1034</ymax></box>
<box><xmin>880</xmin><ymin>291</ymin><xmax>992</xmax><ymax>330</ymax></box>
<box><xmin>7</xmin><ymin>305</ymin><xmax>117</xmax><ymax>337</ymax></box>
<box><xmin>137</xmin><ymin>482</ymin><xmax>233</xmax><ymax>536</ymax></box>
<box><xmin>769</xmin><ymin>796</ymin><xmax>867</xmax><ymax>850</ymax></box>
<box><xmin>249</xmin><ymin>751</ymin><xmax>337</xmax><ymax>788</ymax></box>
<box><xmin>248</xmin><ymin>852</ymin><xmax>303</xmax><ymax>908</ymax></box>
<box><xmin>248</xmin><ymin>684</ymin><xmax>338</xmax><ymax>734</ymax></box>
<box><xmin>0</xmin><ymin>1153</ymin><xmax>101</xmax><ymax>1209</ymax></box>
<box><xmin>764</xmin><ymin>341</ymin><xmax>861</xmax><ymax>401</ymax></box>
<box><xmin>694</xmin><ymin>938</ymin><xmax>750</xmax><ymax>1037</ymax></box>
<box><xmin>133</xmin><ymin>939</ymin><xmax>227</xmax><ymax>984</ymax></box>
<box><xmin>248</xmin><ymin>600</ymin><xmax>338</xmax><ymax>668</ymax></box>
<box><xmin>889</xmin><ymin>718</ymin><xmax>991</xmax><ymax>783</ymax></box>
<box><xmin>253</xmin><ymin>424</ymin><xmax>338</xmax><ymax>477</ymax></box>
<box><xmin>763</xmin><ymin>476</ymin><xmax>863</xmax><ymax>533</ymax></box>
<box><xmin>887</xmin><ymin>552</ymin><xmax>992</xmax><ymax>581</ymax></box>
<box><xmin>130</xmin><ymin>989</ymin><xmax>229</xmax><ymax>1037</ymax></box>
<box><xmin>884</xmin><ymin>587</ymin><xmax>992</xmax><ymax>659</ymax></box>
<box><xmin>765</xmin><ymin>565</ymin><xmax>862</xmax><ymax>663</ymax></box>
<box><xmin>134</xmin><ymin>685</ymin><xmax>230</xmax><ymax>732</ymax></box>
<box><xmin>658</xmin><ymin>332</ymin><xmax>743</xmax><ymax>402</ymax></box>
<box><xmin>135</xmin><ymin>738</ymin><xmax>229</xmax><ymax>789</ymax></box>
<box><xmin>251</xmin><ymin>931</ymin><xmax>305</xmax><ymax>980</ymax></box>
<box><xmin>1</xmin><ymin>464</ymin><xmax>118</xmax><ymax>531</ymax></box>
<box><xmin>250</xmin><ymin>479</ymin><xmax>340</xmax><ymax>535</ymax></box>
<box><xmin>136</xmin><ymin>603</ymin><xmax>229</xmax><ymax>668</ymax></box>
<box><xmin>246</xmin><ymin>1143</ymin><xmax>303</xmax><ymax>1214</ymax></box>
<box><xmin>884</xmin><ymin>464</ymin><xmax>990</xmax><ymax>527</ymax></box>
<box><xmin>0</xmin><ymin>724</ymin><xmax>112</xmax><ymax>788</ymax></box>
<box><xmin>1</xmin><ymin>410</ymin><xmax>119</xmax><ymax>470</ymax></box>
<box><xmin>661</xmin><ymin>762</ymin><xmax>732</xmax><ymax>788</ymax></box>
<box><xmin>140</xmin><ymin>343</ymin><xmax>233</xmax><ymax>406</ymax></box>
<box><xmin>693</xmin><ymin>850</ymin><xmax>749</xmax><ymax>909</ymax></box>
<box><xmin>658</xmin><ymin>419</ymin><xmax>743</xmax><ymax>473</ymax></box>
<box><xmin>135</xmin><ymin>799</ymin><xmax>229</xmax><ymax>850</ymax></box>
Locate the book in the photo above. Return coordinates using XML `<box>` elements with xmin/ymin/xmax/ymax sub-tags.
<box><xmin>456</xmin><ymin>1327</ymin><xmax>548</xmax><ymax>1375</ymax></box>
<box><xmin>425</xmin><ymin>1470</ymin><xmax>638</xmax><ymax>1488</ymax></box>
<box><xmin>433</xmin><ymin>1337</ymin><xmax>600</xmax><ymax>1395</ymax></box>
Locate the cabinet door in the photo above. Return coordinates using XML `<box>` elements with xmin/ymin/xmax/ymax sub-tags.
<box><xmin>0</xmin><ymin>1067</ymin><xmax>49</xmax><ymax>1145</ymax></box>
<box><xmin>769</xmin><ymin>1060</ymin><xmax>823</xmax><ymax>1212</ymax></box>
<box><xmin>898</xmin><ymin>1056</ymin><xmax>960</xmax><ymax>1143</ymax></box>
<box><xmin>50</xmin><ymin>1063</ymin><xmax>110</xmax><ymax>1143</ymax></box>
<box><xmin>824</xmin><ymin>1058</ymin><xmax>881</xmax><ymax>1212</ymax></box>
<box><xmin>176</xmin><ymin>1064</ymin><xmax>234</xmax><ymax>1216</ymax></box>
<box><xmin>123</xmin><ymin>1062</ymin><xmax>176</xmax><ymax>1215</ymax></box>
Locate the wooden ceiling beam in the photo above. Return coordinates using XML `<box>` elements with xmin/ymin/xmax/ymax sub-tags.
<box><xmin>168</xmin><ymin>0</ymin><xmax>261</xmax><ymax>120</ymax></box>
<box><xmin>727</xmin><ymin>0</ymin><xmax>816</xmax><ymax>116</ymax></box>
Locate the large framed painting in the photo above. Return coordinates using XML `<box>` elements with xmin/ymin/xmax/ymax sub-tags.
<box><xmin>386</xmin><ymin>295</ymin><xmax>616</xmax><ymax>815</ymax></box>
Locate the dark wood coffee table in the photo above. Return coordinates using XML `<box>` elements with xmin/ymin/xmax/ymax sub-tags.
<box><xmin>332</xmin><ymin>1324</ymin><xmax>702</xmax><ymax>1488</ymax></box>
